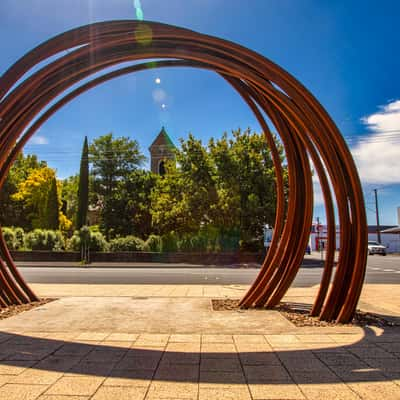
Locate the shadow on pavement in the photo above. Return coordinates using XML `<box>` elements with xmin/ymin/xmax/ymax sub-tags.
<box><xmin>0</xmin><ymin>321</ymin><xmax>399</xmax><ymax>386</ymax></box>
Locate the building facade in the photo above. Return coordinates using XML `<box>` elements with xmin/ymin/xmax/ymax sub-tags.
<box><xmin>309</xmin><ymin>222</ymin><xmax>400</xmax><ymax>253</ymax></box>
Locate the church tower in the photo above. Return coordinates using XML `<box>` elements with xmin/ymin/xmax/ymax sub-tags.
<box><xmin>149</xmin><ymin>127</ymin><xmax>176</xmax><ymax>175</ymax></box>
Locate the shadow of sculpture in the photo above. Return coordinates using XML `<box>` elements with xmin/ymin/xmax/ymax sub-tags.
<box><xmin>0</xmin><ymin>320</ymin><xmax>399</xmax><ymax>386</ymax></box>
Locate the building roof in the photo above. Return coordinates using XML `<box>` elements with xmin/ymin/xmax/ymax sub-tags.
<box><xmin>368</xmin><ymin>225</ymin><xmax>398</xmax><ymax>234</ymax></box>
<box><xmin>149</xmin><ymin>127</ymin><xmax>175</xmax><ymax>149</ymax></box>
<box><xmin>380</xmin><ymin>226</ymin><xmax>400</xmax><ymax>234</ymax></box>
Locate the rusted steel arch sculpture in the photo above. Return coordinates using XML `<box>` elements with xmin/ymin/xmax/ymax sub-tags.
<box><xmin>0</xmin><ymin>20</ymin><xmax>367</xmax><ymax>322</ymax></box>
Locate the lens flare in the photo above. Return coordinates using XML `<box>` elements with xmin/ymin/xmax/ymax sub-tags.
<box><xmin>152</xmin><ymin>88</ymin><xmax>166</xmax><ymax>103</ymax></box>
<box><xmin>134</xmin><ymin>24</ymin><xmax>153</xmax><ymax>46</ymax></box>
<box><xmin>146</xmin><ymin>61</ymin><xmax>157</xmax><ymax>69</ymax></box>
<box><xmin>133</xmin><ymin>0</ymin><xmax>144</xmax><ymax>20</ymax></box>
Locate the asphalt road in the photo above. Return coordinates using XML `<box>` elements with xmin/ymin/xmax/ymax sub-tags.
<box><xmin>17</xmin><ymin>254</ymin><xmax>400</xmax><ymax>287</ymax></box>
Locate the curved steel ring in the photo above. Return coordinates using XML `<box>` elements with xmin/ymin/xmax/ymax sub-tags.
<box><xmin>0</xmin><ymin>20</ymin><xmax>367</xmax><ymax>322</ymax></box>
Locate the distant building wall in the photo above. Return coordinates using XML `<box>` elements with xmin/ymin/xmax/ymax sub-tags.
<box><xmin>309</xmin><ymin>224</ymin><xmax>400</xmax><ymax>253</ymax></box>
<box><xmin>368</xmin><ymin>233</ymin><xmax>400</xmax><ymax>253</ymax></box>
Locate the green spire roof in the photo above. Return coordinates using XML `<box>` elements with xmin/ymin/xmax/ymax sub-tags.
<box><xmin>149</xmin><ymin>126</ymin><xmax>175</xmax><ymax>149</ymax></box>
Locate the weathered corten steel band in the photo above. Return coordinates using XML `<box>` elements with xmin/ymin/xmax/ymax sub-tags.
<box><xmin>0</xmin><ymin>20</ymin><xmax>367</xmax><ymax>322</ymax></box>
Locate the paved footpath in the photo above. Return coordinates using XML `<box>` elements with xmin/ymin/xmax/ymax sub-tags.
<box><xmin>0</xmin><ymin>283</ymin><xmax>399</xmax><ymax>399</ymax></box>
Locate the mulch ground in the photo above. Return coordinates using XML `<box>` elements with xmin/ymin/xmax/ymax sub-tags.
<box><xmin>0</xmin><ymin>298</ymin><xmax>55</xmax><ymax>320</ymax></box>
<box><xmin>212</xmin><ymin>299</ymin><xmax>400</xmax><ymax>327</ymax></box>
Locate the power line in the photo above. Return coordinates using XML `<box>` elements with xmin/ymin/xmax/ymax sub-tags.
<box><xmin>21</xmin><ymin>131</ymin><xmax>400</xmax><ymax>153</ymax></box>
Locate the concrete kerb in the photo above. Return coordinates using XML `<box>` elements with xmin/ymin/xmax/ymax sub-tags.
<box><xmin>15</xmin><ymin>256</ymin><xmax>325</xmax><ymax>269</ymax></box>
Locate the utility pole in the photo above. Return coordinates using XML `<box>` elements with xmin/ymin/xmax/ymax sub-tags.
<box><xmin>316</xmin><ymin>217</ymin><xmax>323</xmax><ymax>260</ymax></box>
<box><xmin>373</xmin><ymin>189</ymin><xmax>381</xmax><ymax>244</ymax></box>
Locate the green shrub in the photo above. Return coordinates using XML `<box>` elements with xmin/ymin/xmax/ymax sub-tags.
<box><xmin>25</xmin><ymin>229</ymin><xmax>47</xmax><ymax>250</ymax></box>
<box><xmin>173</xmin><ymin>226</ymin><xmax>227</xmax><ymax>253</ymax></box>
<box><xmin>143</xmin><ymin>234</ymin><xmax>162</xmax><ymax>252</ymax></box>
<box><xmin>67</xmin><ymin>229</ymin><xmax>108</xmax><ymax>252</ymax></box>
<box><xmin>161</xmin><ymin>232</ymin><xmax>178</xmax><ymax>252</ymax></box>
<box><xmin>190</xmin><ymin>233</ymin><xmax>209</xmax><ymax>252</ymax></box>
<box><xmin>67</xmin><ymin>232</ymin><xmax>81</xmax><ymax>251</ymax></box>
<box><xmin>173</xmin><ymin>227</ymin><xmax>240</xmax><ymax>253</ymax></box>
<box><xmin>109</xmin><ymin>236</ymin><xmax>144</xmax><ymax>252</ymax></box>
<box><xmin>13</xmin><ymin>227</ymin><xmax>25</xmax><ymax>250</ymax></box>
<box><xmin>25</xmin><ymin>229</ymin><xmax>65</xmax><ymax>251</ymax></box>
<box><xmin>2</xmin><ymin>227</ymin><xmax>16</xmax><ymax>250</ymax></box>
<box><xmin>219</xmin><ymin>229</ymin><xmax>240</xmax><ymax>251</ymax></box>
<box><xmin>46</xmin><ymin>230</ymin><xmax>65</xmax><ymax>251</ymax></box>
<box><xmin>176</xmin><ymin>235</ymin><xmax>193</xmax><ymax>252</ymax></box>
<box><xmin>89</xmin><ymin>231</ymin><xmax>109</xmax><ymax>251</ymax></box>
<box><xmin>239</xmin><ymin>237</ymin><xmax>263</xmax><ymax>252</ymax></box>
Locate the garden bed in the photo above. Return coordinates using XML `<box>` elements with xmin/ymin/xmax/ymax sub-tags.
<box><xmin>0</xmin><ymin>299</ymin><xmax>55</xmax><ymax>320</ymax></box>
<box><xmin>211</xmin><ymin>299</ymin><xmax>399</xmax><ymax>327</ymax></box>
<box><xmin>11</xmin><ymin>250</ymin><xmax>265</xmax><ymax>265</ymax></box>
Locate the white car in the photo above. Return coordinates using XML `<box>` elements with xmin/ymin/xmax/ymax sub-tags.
<box><xmin>368</xmin><ymin>241</ymin><xmax>387</xmax><ymax>256</ymax></box>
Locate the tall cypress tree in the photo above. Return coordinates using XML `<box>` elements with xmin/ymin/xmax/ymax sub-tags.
<box><xmin>45</xmin><ymin>175</ymin><xmax>60</xmax><ymax>230</ymax></box>
<box><xmin>76</xmin><ymin>136</ymin><xmax>89</xmax><ymax>229</ymax></box>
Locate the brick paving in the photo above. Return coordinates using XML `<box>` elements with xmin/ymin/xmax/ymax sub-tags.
<box><xmin>0</xmin><ymin>330</ymin><xmax>399</xmax><ymax>399</ymax></box>
<box><xmin>0</xmin><ymin>283</ymin><xmax>399</xmax><ymax>399</ymax></box>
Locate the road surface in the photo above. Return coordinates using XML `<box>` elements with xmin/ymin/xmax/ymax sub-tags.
<box><xmin>17</xmin><ymin>254</ymin><xmax>400</xmax><ymax>287</ymax></box>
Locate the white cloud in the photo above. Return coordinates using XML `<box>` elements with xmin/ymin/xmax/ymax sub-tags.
<box><xmin>361</xmin><ymin>100</ymin><xmax>400</xmax><ymax>132</ymax></box>
<box><xmin>351</xmin><ymin>100</ymin><xmax>400</xmax><ymax>184</ymax></box>
<box><xmin>313</xmin><ymin>174</ymin><xmax>325</xmax><ymax>205</ymax></box>
<box><xmin>29</xmin><ymin>135</ymin><xmax>49</xmax><ymax>145</ymax></box>
<box><xmin>308</xmin><ymin>157</ymin><xmax>327</xmax><ymax>206</ymax></box>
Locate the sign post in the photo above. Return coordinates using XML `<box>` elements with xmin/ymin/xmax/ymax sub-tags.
<box><xmin>264</xmin><ymin>224</ymin><xmax>273</xmax><ymax>250</ymax></box>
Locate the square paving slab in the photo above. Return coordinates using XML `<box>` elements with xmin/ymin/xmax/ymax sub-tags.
<box><xmin>0</xmin><ymin>297</ymin><xmax>293</xmax><ymax>334</ymax></box>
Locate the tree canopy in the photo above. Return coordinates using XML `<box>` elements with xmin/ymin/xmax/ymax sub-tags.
<box><xmin>89</xmin><ymin>133</ymin><xmax>145</xmax><ymax>198</ymax></box>
<box><xmin>151</xmin><ymin>128</ymin><xmax>283</xmax><ymax>247</ymax></box>
<box><xmin>89</xmin><ymin>132</ymin><xmax>146</xmax><ymax>237</ymax></box>
<box><xmin>76</xmin><ymin>136</ymin><xmax>89</xmax><ymax>229</ymax></box>
<box><xmin>12</xmin><ymin>166</ymin><xmax>70</xmax><ymax>231</ymax></box>
<box><xmin>1</xmin><ymin>129</ymin><xmax>284</xmax><ymax>252</ymax></box>
<box><xmin>0</xmin><ymin>153</ymin><xmax>47</xmax><ymax>228</ymax></box>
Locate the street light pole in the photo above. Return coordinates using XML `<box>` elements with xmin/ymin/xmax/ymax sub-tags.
<box><xmin>374</xmin><ymin>188</ymin><xmax>382</xmax><ymax>244</ymax></box>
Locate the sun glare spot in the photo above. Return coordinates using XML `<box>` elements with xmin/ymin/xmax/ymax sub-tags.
<box><xmin>155</xmin><ymin>78</ymin><xmax>161</xmax><ymax>84</ymax></box>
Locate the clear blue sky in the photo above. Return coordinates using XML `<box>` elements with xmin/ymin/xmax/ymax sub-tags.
<box><xmin>1</xmin><ymin>0</ymin><xmax>399</xmax><ymax>225</ymax></box>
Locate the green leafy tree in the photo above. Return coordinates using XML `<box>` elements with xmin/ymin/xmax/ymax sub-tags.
<box><xmin>76</xmin><ymin>136</ymin><xmax>89</xmax><ymax>229</ymax></box>
<box><xmin>0</xmin><ymin>153</ymin><xmax>47</xmax><ymax>229</ymax></box>
<box><xmin>89</xmin><ymin>133</ymin><xmax>146</xmax><ymax>237</ymax></box>
<box><xmin>150</xmin><ymin>128</ymin><xmax>283</xmax><ymax>248</ymax></box>
<box><xmin>44</xmin><ymin>175</ymin><xmax>60</xmax><ymax>230</ymax></box>
<box><xmin>12</xmin><ymin>166</ymin><xmax>71</xmax><ymax>231</ymax></box>
<box><xmin>150</xmin><ymin>134</ymin><xmax>217</xmax><ymax>235</ymax></box>
<box><xmin>209</xmin><ymin>128</ymin><xmax>279</xmax><ymax>245</ymax></box>
<box><xmin>61</xmin><ymin>174</ymin><xmax>79</xmax><ymax>227</ymax></box>
<box><xmin>96</xmin><ymin>170</ymin><xmax>156</xmax><ymax>238</ymax></box>
<box><xmin>150</xmin><ymin>160</ymin><xmax>189</xmax><ymax>235</ymax></box>
<box><xmin>12</xmin><ymin>166</ymin><xmax>56</xmax><ymax>229</ymax></box>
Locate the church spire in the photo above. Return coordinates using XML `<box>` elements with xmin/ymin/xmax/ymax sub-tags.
<box><xmin>149</xmin><ymin>127</ymin><xmax>176</xmax><ymax>174</ymax></box>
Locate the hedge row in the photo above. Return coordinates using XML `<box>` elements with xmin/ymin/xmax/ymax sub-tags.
<box><xmin>1</xmin><ymin>226</ymin><xmax>244</xmax><ymax>252</ymax></box>
<box><xmin>2</xmin><ymin>227</ymin><xmax>68</xmax><ymax>251</ymax></box>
